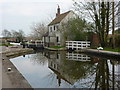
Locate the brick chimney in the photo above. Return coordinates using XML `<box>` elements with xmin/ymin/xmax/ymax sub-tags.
<box><xmin>56</xmin><ymin>5</ymin><xmax>60</xmax><ymax>17</ymax></box>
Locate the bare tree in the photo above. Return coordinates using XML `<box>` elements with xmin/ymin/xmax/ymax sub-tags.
<box><xmin>2</xmin><ymin>29</ymin><xmax>11</xmax><ymax>39</ymax></box>
<box><xmin>11</xmin><ymin>30</ymin><xmax>25</xmax><ymax>42</ymax></box>
<box><xmin>30</xmin><ymin>22</ymin><xmax>48</xmax><ymax>40</ymax></box>
<box><xmin>73</xmin><ymin>0</ymin><xmax>119</xmax><ymax>47</ymax></box>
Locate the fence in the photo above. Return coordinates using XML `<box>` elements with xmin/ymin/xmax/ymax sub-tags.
<box><xmin>26</xmin><ymin>40</ymin><xmax>44</xmax><ymax>49</ymax></box>
<box><xmin>66</xmin><ymin>41</ymin><xmax>90</xmax><ymax>50</ymax></box>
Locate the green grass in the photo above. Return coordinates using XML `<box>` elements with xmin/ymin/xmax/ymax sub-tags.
<box><xmin>103</xmin><ymin>48</ymin><xmax>120</xmax><ymax>52</ymax></box>
<box><xmin>49</xmin><ymin>46</ymin><xmax>65</xmax><ymax>49</ymax></box>
<box><xmin>0</xmin><ymin>44</ymin><xmax>14</xmax><ymax>46</ymax></box>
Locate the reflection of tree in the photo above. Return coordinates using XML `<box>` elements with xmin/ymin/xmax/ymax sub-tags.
<box><xmin>41</xmin><ymin>68</ymin><xmax>72</xmax><ymax>88</ymax></box>
<box><xmin>61</xmin><ymin>60</ymin><xmax>98</xmax><ymax>88</ymax></box>
<box><xmin>94</xmin><ymin>59</ymin><xmax>119</xmax><ymax>89</ymax></box>
<box><xmin>74</xmin><ymin>59</ymin><xmax>120</xmax><ymax>89</ymax></box>
<box><xmin>62</xmin><ymin>60</ymin><xmax>95</xmax><ymax>80</ymax></box>
<box><xmin>43</xmin><ymin>72</ymin><xmax>57</xmax><ymax>87</ymax></box>
<box><xmin>45</xmin><ymin>51</ymin><xmax>120</xmax><ymax>89</ymax></box>
<box><xmin>110</xmin><ymin>60</ymin><xmax>120</xmax><ymax>89</ymax></box>
<box><xmin>46</xmin><ymin>51</ymin><xmax>96</xmax><ymax>85</ymax></box>
<box><xmin>30</xmin><ymin>52</ymin><xmax>48</xmax><ymax>65</ymax></box>
<box><xmin>94</xmin><ymin>60</ymin><xmax>110</xmax><ymax>89</ymax></box>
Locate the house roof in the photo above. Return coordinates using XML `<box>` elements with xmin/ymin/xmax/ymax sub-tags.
<box><xmin>48</xmin><ymin>11</ymin><xmax>71</xmax><ymax>26</ymax></box>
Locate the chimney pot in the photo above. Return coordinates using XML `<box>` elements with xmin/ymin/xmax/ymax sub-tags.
<box><xmin>56</xmin><ymin>5</ymin><xmax>60</xmax><ymax>17</ymax></box>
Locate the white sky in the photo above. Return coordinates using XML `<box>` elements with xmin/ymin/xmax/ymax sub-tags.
<box><xmin>0</xmin><ymin>0</ymin><xmax>118</xmax><ymax>37</ymax></box>
<box><xmin>0</xmin><ymin>0</ymin><xmax>73</xmax><ymax>37</ymax></box>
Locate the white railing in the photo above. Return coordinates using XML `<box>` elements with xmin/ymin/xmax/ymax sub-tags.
<box><xmin>66</xmin><ymin>41</ymin><xmax>90</xmax><ymax>50</ymax></box>
<box><xmin>27</xmin><ymin>40</ymin><xmax>44</xmax><ymax>46</ymax></box>
<box><xmin>66</xmin><ymin>52</ymin><xmax>91</xmax><ymax>61</ymax></box>
<box><xmin>10</xmin><ymin>42</ymin><xmax>21</xmax><ymax>45</ymax></box>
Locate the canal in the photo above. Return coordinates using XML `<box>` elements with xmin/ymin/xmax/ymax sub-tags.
<box><xmin>10</xmin><ymin>51</ymin><xmax>120</xmax><ymax>88</ymax></box>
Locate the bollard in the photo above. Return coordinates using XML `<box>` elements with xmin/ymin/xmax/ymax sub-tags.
<box><xmin>8</xmin><ymin>68</ymin><xmax>11</xmax><ymax>71</ymax></box>
<box><xmin>97</xmin><ymin>47</ymin><xmax>103</xmax><ymax>52</ymax></box>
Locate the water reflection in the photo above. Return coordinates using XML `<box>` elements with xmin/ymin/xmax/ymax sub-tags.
<box><xmin>44</xmin><ymin>51</ymin><xmax>120</xmax><ymax>88</ymax></box>
<box><xmin>66</xmin><ymin>52</ymin><xmax>91</xmax><ymax>61</ymax></box>
<box><xmin>30</xmin><ymin>52</ymin><xmax>48</xmax><ymax>65</ymax></box>
<box><xmin>10</xmin><ymin>51</ymin><xmax>120</xmax><ymax>88</ymax></box>
<box><xmin>48</xmin><ymin>52</ymin><xmax>94</xmax><ymax>87</ymax></box>
<box><xmin>23</xmin><ymin>55</ymin><xmax>25</xmax><ymax>57</ymax></box>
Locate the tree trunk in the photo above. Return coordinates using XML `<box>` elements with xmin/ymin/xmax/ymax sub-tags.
<box><xmin>101</xmin><ymin>2</ymin><xmax>106</xmax><ymax>47</ymax></box>
<box><xmin>105</xmin><ymin>2</ymin><xmax>110</xmax><ymax>46</ymax></box>
<box><xmin>93</xmin><ymin>2</ymin><xmax>102</xmax><ymax>46</ymax></box>
<box><xmin>112</xmin><ymin>1</ymin><xmax>115</xmax><ymax>49</ymax></box>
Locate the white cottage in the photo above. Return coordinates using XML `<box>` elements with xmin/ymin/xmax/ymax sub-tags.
<box><xmin>43</xmin><ymin>6</ymin><xmax>76</xmax><ymax>47</ymax></box>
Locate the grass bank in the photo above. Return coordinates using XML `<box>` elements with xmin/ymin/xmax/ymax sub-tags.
<box><xmin>103</xmin><ymin>48</ymin><xmax>120</xmax><ymax>52</ymax></box>
<box><xmin>49</xmin><ymin>46</ymin><xmax>65</xmax><ymax>49</ymax></box>
<box><xmin>0</xmin><ymin>44</ymin><xmax>14</xmax><ymax>46</ymax></box>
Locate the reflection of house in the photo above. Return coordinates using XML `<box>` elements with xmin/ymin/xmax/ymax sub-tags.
<box><xmin>47</xmin><ymin>51</ymin><xmax>78</xmax><ymax>85</ymax></box>
<box><xmin>45</xmin><ymin>51</ymin><xmax>120</xmax><ymax>88</ymax></box>
<box><xmin>43</xmin><ymin>6</ymin><xmax>76</xmax><ymax>47</ymax></box>
<box><xmin>48</xmin><ymin>52</ymin><xmax>61</xmax><ymax>71</ymax></box>
<box><xmin>66</xmin><ymin>52</ymin><xmax>91</xmax><ymax>61</ymax></box>
<box><xmin>46</xmin><ymin>51</ymin><xmax>94</xmax><ymax>86</ymax></box>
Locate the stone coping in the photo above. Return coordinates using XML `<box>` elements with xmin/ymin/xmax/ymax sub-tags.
<box><xmin>84</xmin><ymin>49</ymin><xmax>120</xmax><ymax>59</ymax></box>
<box><xmin>44</xmin><ymin>47</ymin><xmax>67</xmax><ymax>51</ymax></box>
<box><xmin>1</xmin><ymin>46</ymin><xmax>34</xmax><ymax>88</ymax></box>
<box><xmin>2</xmin><ymin>55</ymin><xmax>33</xmax><ymax>88</ymax></box>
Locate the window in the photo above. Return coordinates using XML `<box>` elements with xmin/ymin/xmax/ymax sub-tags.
<box><xmin>54</xmin><ymin>64</ymin><xmax>56</xmax><ymax>68</ymax></box>
<box><xmin>50</xmin><ymin>27</ymin><xmax>52</xmax><ymax>32</ymax></box>
<box><xmin>56</xmin><ymin>25</ymin><xmax>59</xmax><ymax>30</ymax></box>
<box><xmin>54</xmin><ymin>25</ymin><xmax>55</xmax><ymax>30</ymax></box>
<box><xmin>57</xmin><ymin>53</ymin><xmax>59</xmax><ymax>59</ymax></box>
<box><xmin>51</xmin><ymin>62</ymin><xmax>52</xmax><ymax>67</ymax></box>
<box><xmin>57</xmin><ymin>36</ymin><xmax>59</xmax><ymax>42</ymax></box>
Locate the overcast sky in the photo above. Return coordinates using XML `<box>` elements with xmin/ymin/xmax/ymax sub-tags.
<box><xmin>0</xmin><ymin>0</ymin><xmax>73</xmax><ymax>37</ymax></box>
<box><xmin>0</xmin><ymin>0</ymin><xmax>118</xmax><ymax>37</ymax></box>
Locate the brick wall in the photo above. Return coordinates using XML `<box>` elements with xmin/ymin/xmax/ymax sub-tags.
<box><xmin>91</xmin><ymin>34</ymin><xmax>100</xmax><ymax>48</ymax></box>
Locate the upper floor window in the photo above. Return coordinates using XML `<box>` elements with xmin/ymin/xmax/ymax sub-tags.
<box><xmin>54</xmin><ymin>25</ymin><xmax>56</xmax><ymax>30</ymax></box>
<box><xmin>56</xmin><ymin>26</ymin><xmax>59</xmax><ymax>30</ymax></box>
<box><xmin>50</xmin><ymin>27</ymin><xmax>52</xmax><ymax>32</ymax></box>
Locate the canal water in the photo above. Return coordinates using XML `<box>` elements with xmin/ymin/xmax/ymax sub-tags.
<box><xmin>10</xmin><ymin>51</ymin><xmax>120</xmax><ymax>88</ymax></box>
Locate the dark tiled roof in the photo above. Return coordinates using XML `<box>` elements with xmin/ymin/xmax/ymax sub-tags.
<box><xmin>48</xmin><ymin>11</ymin><xmax>71</xmax><ymax>26</ymax></box>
